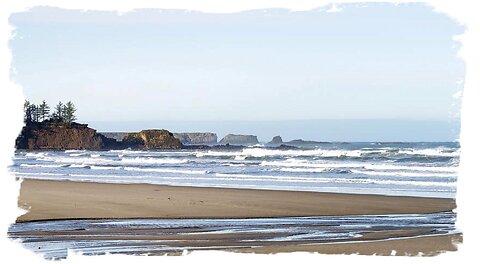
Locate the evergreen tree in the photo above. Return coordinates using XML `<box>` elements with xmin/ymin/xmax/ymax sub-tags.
<box><xmin>38</xmin><ymin>100</ymin><xmax>50</xmax><ymax>122</ymax></box>
<box><xmin>31</xmin><ymin>104</ymin><xmax>40</xmax><ymax>122</ymax></box>
<box><xmin>52</xmin><ymin>101</ymin><xmax>64</xmax><ymax>122</ymax></box>
<box><xmin>63</xmin><ymin>101</ymin><xmax>77</xmax><ymax>125</ymax></box>
<box><xmin>23</xmin><ymin>100</ymin><xmax>32</xmax><ymax>122</ymax></box>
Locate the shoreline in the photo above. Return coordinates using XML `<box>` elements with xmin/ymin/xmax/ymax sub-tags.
<box><xmin>17</xmin><ymin>179</ymin><xmax>456</xmax><ymax>222</ymax></box>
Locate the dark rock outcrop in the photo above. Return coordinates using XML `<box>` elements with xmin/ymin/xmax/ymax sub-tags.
<box><xmin>173</xmin><ymin>132</ymin><xmax>217</xmax><ymax>145</ymax></box>
<box><xmin>15</xmin><ymin>122</ymin><xmax>118</xmax><ymax>150</ymax></box>
<box><xmin>219</xmin><ymin>134</ymin><xmax>259</xmax><ymax>146</ymax></box>
<box><xmin>99</xmin><ymin>132</ymin><xmax>129</xmax><ymax>142</ymax></box>
<box><xmin>123</xmin><ymin>129</ymin><xmax>182</xmax><ymax>149</ymax></box>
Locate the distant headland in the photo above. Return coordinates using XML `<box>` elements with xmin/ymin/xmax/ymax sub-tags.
<box><xmin>16</xmin><ymin>100</ymin><xmax>328</xmax><ymax>150</ymax></box>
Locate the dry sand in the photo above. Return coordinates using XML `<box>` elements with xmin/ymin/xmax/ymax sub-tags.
<box><xmin>17</xmin><ymin>179</ymin><xmax>456</xmax><ymax>222</ymax></box>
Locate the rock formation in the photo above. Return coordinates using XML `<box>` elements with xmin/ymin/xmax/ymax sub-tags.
<box><xmin>15</xmin><ymin>122</ymin><xmax>118</xmax><ymax>150</ymax></box>
<box><xmin>99</xmin><ymin>132</ymin><xmax>128</xmax><ymax>142</ymax></box>
<box><xmin>173</xmin><ymin>133</ymin><xmax>217</xmax><ymax>145</ymax></box>
<box><xmin>286</xmin><ymin>139</ymin><xmax>328</xmax><ymax>146</ymax></box>
<box><xmin>267</xmin><ymin>136</ymin><xmax>283</xmax><ymax>146</ymax></box>
<box><xmin>219</xmin><ymin>134</ymin><xmax>259</xmax><ymax>146</ymax></box>
<box><xmin>122</xmin><ymin>129</ymin><xmax>182</xmax><ymax>149</ymax></box>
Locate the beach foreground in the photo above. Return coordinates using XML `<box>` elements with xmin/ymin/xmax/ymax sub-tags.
<box><xmin>18</xmin><ymin>179</ymin><xmax>455</xmax><ymax>221</ymax></box>
<box><xmin>12</xmin><ymin>179</ymin><xmax>460</xmax><ymax>256</ymax></box>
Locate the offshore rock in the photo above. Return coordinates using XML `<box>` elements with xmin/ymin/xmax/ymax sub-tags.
<box><xmin>123</xmin><ymin>129</ymin><xmax>183</xmax><ymax>149</ymax></box>
<box><xmin>173</xmin><ymin>132</ymin><xmax>217</xmax><ymax>145</ymax></box>
<box><xmin>15</xmin><ymin>122</ymin><xmax>118</xmax><ymax>150</ymax></box>
<box><xmin>267</xmin><ymin>136</ymin><xmax>283</xmax><ymax>146</ymax></box>
<box><xmin>219</xmin><ymin>134</ymin><xmax>259</xmax><ymax>146</ymax></box>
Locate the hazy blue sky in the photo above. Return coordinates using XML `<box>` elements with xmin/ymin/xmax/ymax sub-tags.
<box><xmin>9</xmin><ymin>4</ymin><xmax>465</xmax><ymax>141</ymax></box>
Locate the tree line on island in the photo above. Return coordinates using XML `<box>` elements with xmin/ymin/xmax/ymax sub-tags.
<box><xmin>24</xmin><ymin>100</ymin><xmax>77</xmax><ymax>125</ymax></box>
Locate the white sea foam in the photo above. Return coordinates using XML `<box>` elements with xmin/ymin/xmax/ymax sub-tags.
<box><xmin>68</xmin><ymin>164</ymin><xmax>90</xmax><ymax>168</ymax></box>
<box><xmin>69</xmin><ymin>153</ymin><xmax>89</xmax><ymax>157</ymax></box>
<box><xmin>38</xmin><ymin>157</ymin><xmax>111</xmax><ymax>164</ymax></box>
<box><xmin>120</xmin><ymin>157</ymin><xmax>189</xmax><ymax>165</ymax></box>
<box><xmin>210</xmin><ymin>173</ymin><xmax>456</xmax><ymax>187</ymax></box>
<box><xmin>123</xmin><ymin>166</ymin><xmax>208</xmax><ymax>175</ymax></box>
<box><xmin>398</xmin><ymin>147</ymin><xmax>460</xmax><ymax>157</ymax></box>
<box><xmin>279</xmin><ymin>167</ymin><xmax>330</xmax><ymax>173</ymax></box>
<box><xmin>261</xmin><ymin>159</ymin><xmax>457</xmax><ymax>174</ymax></box>
<box><xmin>65</xmin><ymin>150</ymin><xmax>84</xmax><ymax>153</ymax></box>
<box><xmin>20</xmin><ymin>164</ymin><xmax>66</xmax><ymax>168</ymax></box>
<box><xmin>197</xmin><ymin>148</ymin><xmax>366</xmax><ymax>158</ymax></box>
<box><xmin>25</xmin><ymin>152</ymin><xmax>47</xmax><ymax>158</ymax></box>
<box><xmin>90</xmin><ymin>165</ymin><xmax>123</xmax><ymax>170</ymax></box>
<box><xmin>350</xmin><ymin>170</ymin><xmax>455</xmax><ymax>178</ymax></box>
<box><xmin>197</xmin><ymin>146</ymin><xmax>460</xmax><ymax>159</ymax></box>
<box><xmin>261</xmin><ymin>159</ymin><xmax>364</xmax><ymax>168</ymax></box>
<box><xmin>363</xmin><ymin>164</ymin><xmax>457</xmax><ymax>173</ymax></box>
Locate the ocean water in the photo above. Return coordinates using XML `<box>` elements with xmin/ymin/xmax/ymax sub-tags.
<box><xmin>10</xmin><ymin>142</ymin><xmax>459</xmax><ymax>198</ymax></box>
<box><xmin>8</xmin><ymin>212</ymin><xmax>457</xmax><ymax>259</ymax></box>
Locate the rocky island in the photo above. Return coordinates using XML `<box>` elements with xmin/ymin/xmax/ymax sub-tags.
<box><xmin>123</xmin><ymin>130</ymin><xmax>183</xmax><ymax>149</ymax></box>
<box><xmin>16</xmin><ymin>121</ymin><xmax>118</xmax><ymax>150</ymax></box>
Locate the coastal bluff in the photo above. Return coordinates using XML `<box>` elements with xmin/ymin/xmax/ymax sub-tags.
<box><xmin>15</xmin><ymin>122</ymin><xmax>117</xmax><ymax>150</ymax></box>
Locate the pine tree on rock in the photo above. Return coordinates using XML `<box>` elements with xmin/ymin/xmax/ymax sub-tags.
<box><xmin>63</xmin><ymin>101</ymin><xmax>77</xmax><ymax>125</ymax></box>
<box><xmin>38</xmin><ymin>100</ymin><xmax>50</xmax><ymax>122</ymax></box>
<box><xmin>23</xmin><ymin>100</ymin><xmax>32</xmax><ymax>122</ymax></box>
<box><xmin>52</xmin><ymin>101</ymin><xmax>64</xmax><ymax>123</ymax></box>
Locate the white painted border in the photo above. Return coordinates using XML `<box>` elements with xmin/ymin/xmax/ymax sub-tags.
<box><xmin>1</xmin><ymin>1</ymin><xmax>478</xmax><ymax>263</ymax></box>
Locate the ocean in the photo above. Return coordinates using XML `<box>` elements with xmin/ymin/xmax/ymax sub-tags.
<box><xmin>10</xmin><ymin>142</ymin><xmax>459</xmax><ymax>198</ymax></box>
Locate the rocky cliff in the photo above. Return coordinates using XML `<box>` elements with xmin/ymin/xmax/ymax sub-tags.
<box><xmin>173</xmin><ymin>132</ymin><xmax>217</xmax><ymax>145</ymax></box>
<box><xmin>123</xmin><ymin>129</ymin><xmax>183</xmax><ymax>149</ymax></box>
<box><xmin>219</xmin><ymin>134</ymin><xmax>259</xmax><ymax>146</ymax></box>
<box><xmin>15</xmin><ymin>122</ymin><xmax>118</xmax><ymax>150</ymax></box>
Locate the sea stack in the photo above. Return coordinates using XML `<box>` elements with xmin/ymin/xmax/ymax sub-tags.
<box><xmin>173</xmin><ymin>132</ymin><xmax>217</xmax><ymax>145</ymax></box>
<box><xmin>219</xmin><ymin>134</ymin><xmax>259</xmax><ymax>146</ymax></box>
<box><xmin>267</xmin><ymin>136</ymin><xmax>283</xmax><ymax>145</ymax></box>
<box><xmin>15</xmin><ymin>121</ymin><xmax>118</xmax><ymax>150</ymax></box>
<box><xmin>122</xmin><ymin>129</ymin><xmax>183</xmax><ymax>149</ymax></box>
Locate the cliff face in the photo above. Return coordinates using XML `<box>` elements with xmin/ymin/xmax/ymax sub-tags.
<box><xmin>173</xmin><ymin>133</ymin><xmax>217</xmax><ymax>145</ymax></box>
<box><xmin>16</xmin><ymin>122</ymin><xmax>118</xmax><ymax>150</ymax></box>
<box><xmin>219</xmin><ymin>134</ymin><xmax>259</xmax><ymax>146</ymax></box>
<box><xmin>123</xmin><ymin>129</ymin><xmax>183</xmax><ymax>149</ymax></box>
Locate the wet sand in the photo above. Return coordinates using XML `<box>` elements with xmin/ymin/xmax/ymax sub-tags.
<box><xmin>17</xmin><ymin>179</ymin><xmax>456</xmax><ymax>222</ymax></box>
<box><xmin>230</xmin><ymin>233</ymin><xmax>462</xmax><ymax>256</ymax></box>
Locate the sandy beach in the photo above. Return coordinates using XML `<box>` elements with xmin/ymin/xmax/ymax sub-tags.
<box><xmin>17</xmin><ymin>179</ymin><xmax>455</xmax><ymax>222</ymax></box>
<box><xmin>12</xmin><ymin>179</ymin><xmax>460</xmax><ymax>256</ymax></box>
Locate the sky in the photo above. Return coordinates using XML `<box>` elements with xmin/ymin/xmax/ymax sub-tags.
<box><xmin>9</xmin><ymin>3</ymin><xmax>465</xmax><ymax>141</ymax></box>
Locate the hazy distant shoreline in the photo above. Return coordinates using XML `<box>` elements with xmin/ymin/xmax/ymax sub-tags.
<box><xmin>88</xmin><ymin>119</ymin><xmax>461</xmax><ymax>142</ymax></box>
